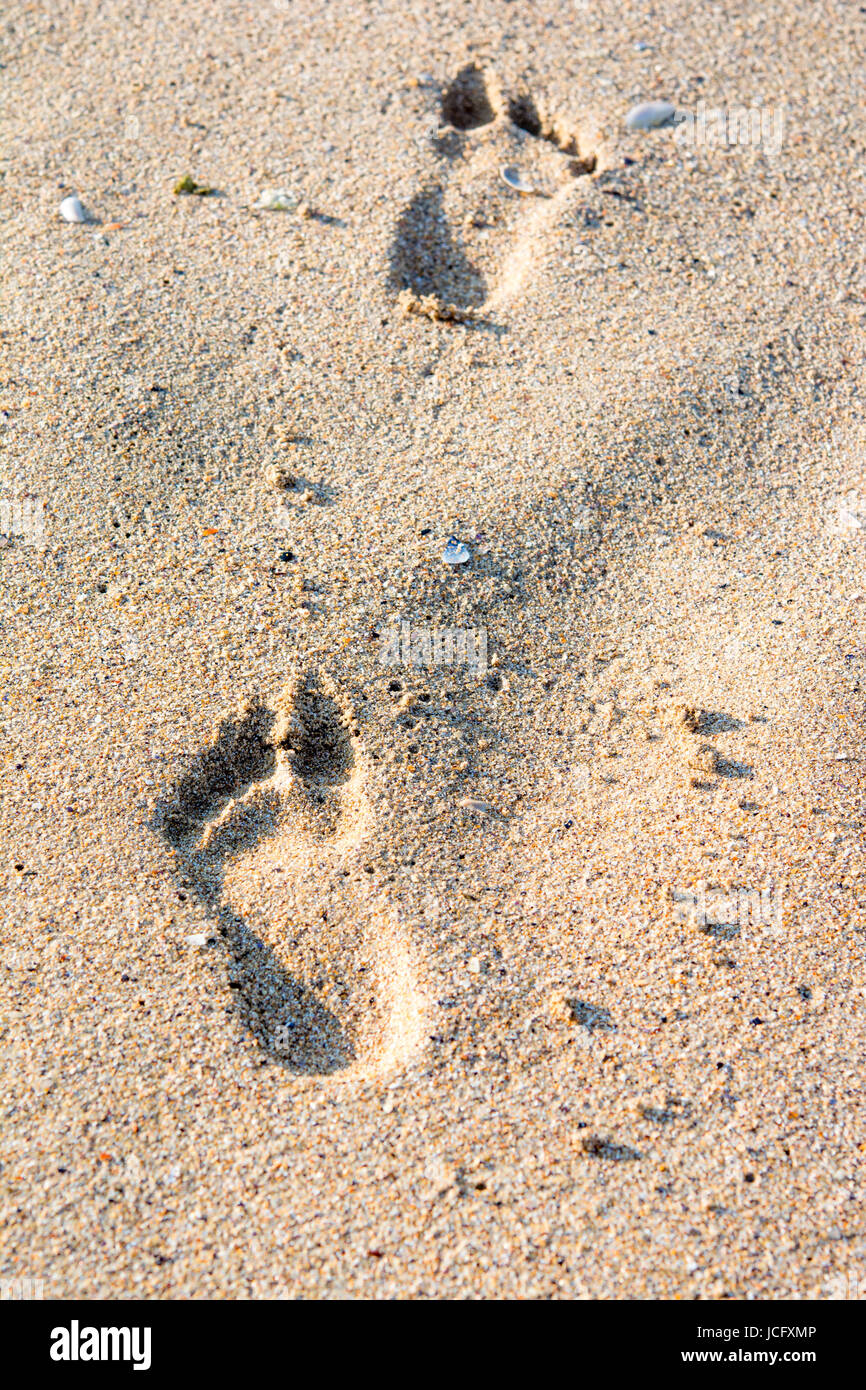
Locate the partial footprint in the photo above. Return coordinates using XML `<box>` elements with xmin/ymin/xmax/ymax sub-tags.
<box><xmin>156</xmin><ymin>672</ymin><xmax>424</xmax><ymax>1077</ymax></box>
<box><xmin>390</xmin><ymin>63</ymin><xmax>599</xmax><ymax>320</ymax></box>
<box><xmin>389</xmin><ymin>185</ymin><xmax>488</xmax><ymax>311</ymax></box>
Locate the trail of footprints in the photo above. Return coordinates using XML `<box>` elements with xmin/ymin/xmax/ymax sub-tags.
<box><xmin>390</xmin><ymin>62</ymin><xmax>598</xmax><ymax>317</ymax></box>
<box><xmin>157</xmin><ymin>673</ymin><xmax>422</xmax><ymax>1077</ymax></box>
<box><xmin>157</xmin><ymin>72</ymin><xmax>593</xmax><ymax>1079</ymax></box>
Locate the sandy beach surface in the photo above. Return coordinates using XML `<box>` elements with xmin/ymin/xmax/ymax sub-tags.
<box><xmin>1</xmin><ymin>0</ymin><xmax>865</xmax><ymax>1298</ymax></box>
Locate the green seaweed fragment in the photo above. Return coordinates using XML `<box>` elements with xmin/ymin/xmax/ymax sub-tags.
<box><xmin>173</xmin><ymin>174</ymin><xmax>214</xmax><ymax>196</ymax></box>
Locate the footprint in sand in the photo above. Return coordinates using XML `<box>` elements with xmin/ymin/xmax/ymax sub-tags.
<box><xmin>156</xmin><ymin>672</ymin><xmax>424</xmax><ymax>1077</ymax></box>
<box><xmin>389</xmin><ymin>62</ymin><xmax>598</xmax><ymax>319</ymax></box>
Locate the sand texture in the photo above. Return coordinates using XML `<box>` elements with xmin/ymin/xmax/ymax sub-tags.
<box><xmin>1</xmin><ymin>0</ymin><xmax>865</xmax><ymax>1298</ymax></box>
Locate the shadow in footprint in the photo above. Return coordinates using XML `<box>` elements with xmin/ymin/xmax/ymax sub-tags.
<box><xmin>388</xmin><ymin>185</ymin><xmax>487</xmax><ymax>309</ymax></box>
<box><xmin>288</xmin><ymin>673</ymin><xmax>355</xmax><ymax>795</ymax></box>
<box><xmin>506</xmin><ymin>90</ymin><xmax>586</xmax><ymax>158</ymax></box>
<box><xmin>716</xmin><ymin>756</ymin><xmax>754</xmax><ymax>779</ymax></box>
<box><xmin>702</xmin><ymin>920</ymin><xmax>741</xmax><ymax>942</ymax></box>
<box><xmin>155</xmin><ymin>698</ymin><xmax>354</xmax><ymax>1074</ymax></box>
<box><xmin>507</xmin><ymin>91</ymin><xmax>543</xmax><ymax>138</ymax></box>
<box><xmin>696</xmin><ymin>709</ymin><xmax>745</xmax><ymax>735</ymax></box>
<box><xmin>640</xmin><ymin>1097</ymin><xmax>692</xmax><ymax>1125</ymax></box>
<box><xmin>579</xmin><ymin>1135</ymin><xmax>642</xmax><ymax>1162</ymax></box>
<box><xmin>569</xmin><ymin>999</ymin><xmax>617</xmax><ymax>1033</ymax></box>
<box><xmin>441</xmin><ymin>63</ymin><xmax>495</xmax><ymax>130</ymax></box>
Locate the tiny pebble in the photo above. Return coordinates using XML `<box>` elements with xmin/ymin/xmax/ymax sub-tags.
<box><xmin>624</xmin><ymin>100</ymin><xmax>677</xmax><ymax>131</ymax></box>
<box><xmin>258</xmin><ymin>188</ymin><xmax>298</xmax><ymax>211</ymax></box>
<box><xmin>59</xmin><ymin>196</ymin><xmax>87</xmax><ymax>223</ymax></box>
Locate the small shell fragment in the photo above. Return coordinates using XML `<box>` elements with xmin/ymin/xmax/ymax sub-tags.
<box><xmin>59</xmin><ymin>196</ymin><xmax>87</xmax><ymax>223</ymax></box>
<box><xmin>257</xmin><ymin>188</ymin><xmax>298</xmax><ymax>211</ymax></box>
<box><xmin>459</xmin><ymin>797</ymin><xmax>495</xmax><ymax>814</ymax></box>
<box><xmin>442</xmin><ymin>536</ymin><xmax>471</xmax><ymax>565</ymax></box>
<box><xmin>624</xmin><ymin>100</ymin><xmax>677</xmax><ymax>131</ymax></box>
<box><xmin>501</xmin><ymin>165</ymin><xmax>537</xmax><ymax>195</ymax></box>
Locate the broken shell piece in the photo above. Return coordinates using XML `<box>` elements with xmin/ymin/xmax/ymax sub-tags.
<box><xmin>624</xmin><ymin>100</ymin><xmax>677</xmax><ymax>131</ymax></box>
<box><xmin>257</xmin><ymin>188</ymin><xmax>298</xmax><ymax>211</ymax></box>
<box><xmin>442</xmin><ymin>536</ymin><xmax>471</xmax><ymax>565</ymax></box>
<box><xmin>501</xmin><ymin>165</ymin><xmax>538</xmax><ymax>195</ymax></box>
<box><xmin>59</xmin><ymin>195</ymin><xmax>88</xmax><ymax>223</ymax></box>
<box><xmin>459</xmin><ymin>797</ymin><xmax>495</xmax><ymax>815</ymax></box>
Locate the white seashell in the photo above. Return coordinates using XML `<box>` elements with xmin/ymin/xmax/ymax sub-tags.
<box><xmin>624</xmin><ymin>100</ymin><xmax>677</xmax><ymax>131</ymax></box>
<box><xmin>501</xmin><ymin>165</ymin><xmax>538</xmax><ymax>195</ymax></box>
<box><xmin>257</xmin><ymin>187</ymin><xmax>298</xmax><ymax>211</ymax></box>
<box><xmin>184</xmin><ymin>933</ymin><xmax>211</xmax><ymax>947</ymax></box>
<box><xmin>59</xmin><ymin>195</ymin><xmax>88</xmax><ymax>223</ymax></box>
<box><xmin>459</xmin><ymin>798</ymin><xmax>495</xmax><ymax>814</ymax></box>
<box><xmin>442</xmin><ymin>536</ymin><xmax>471</xmax><ymax>565</ymax></box>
